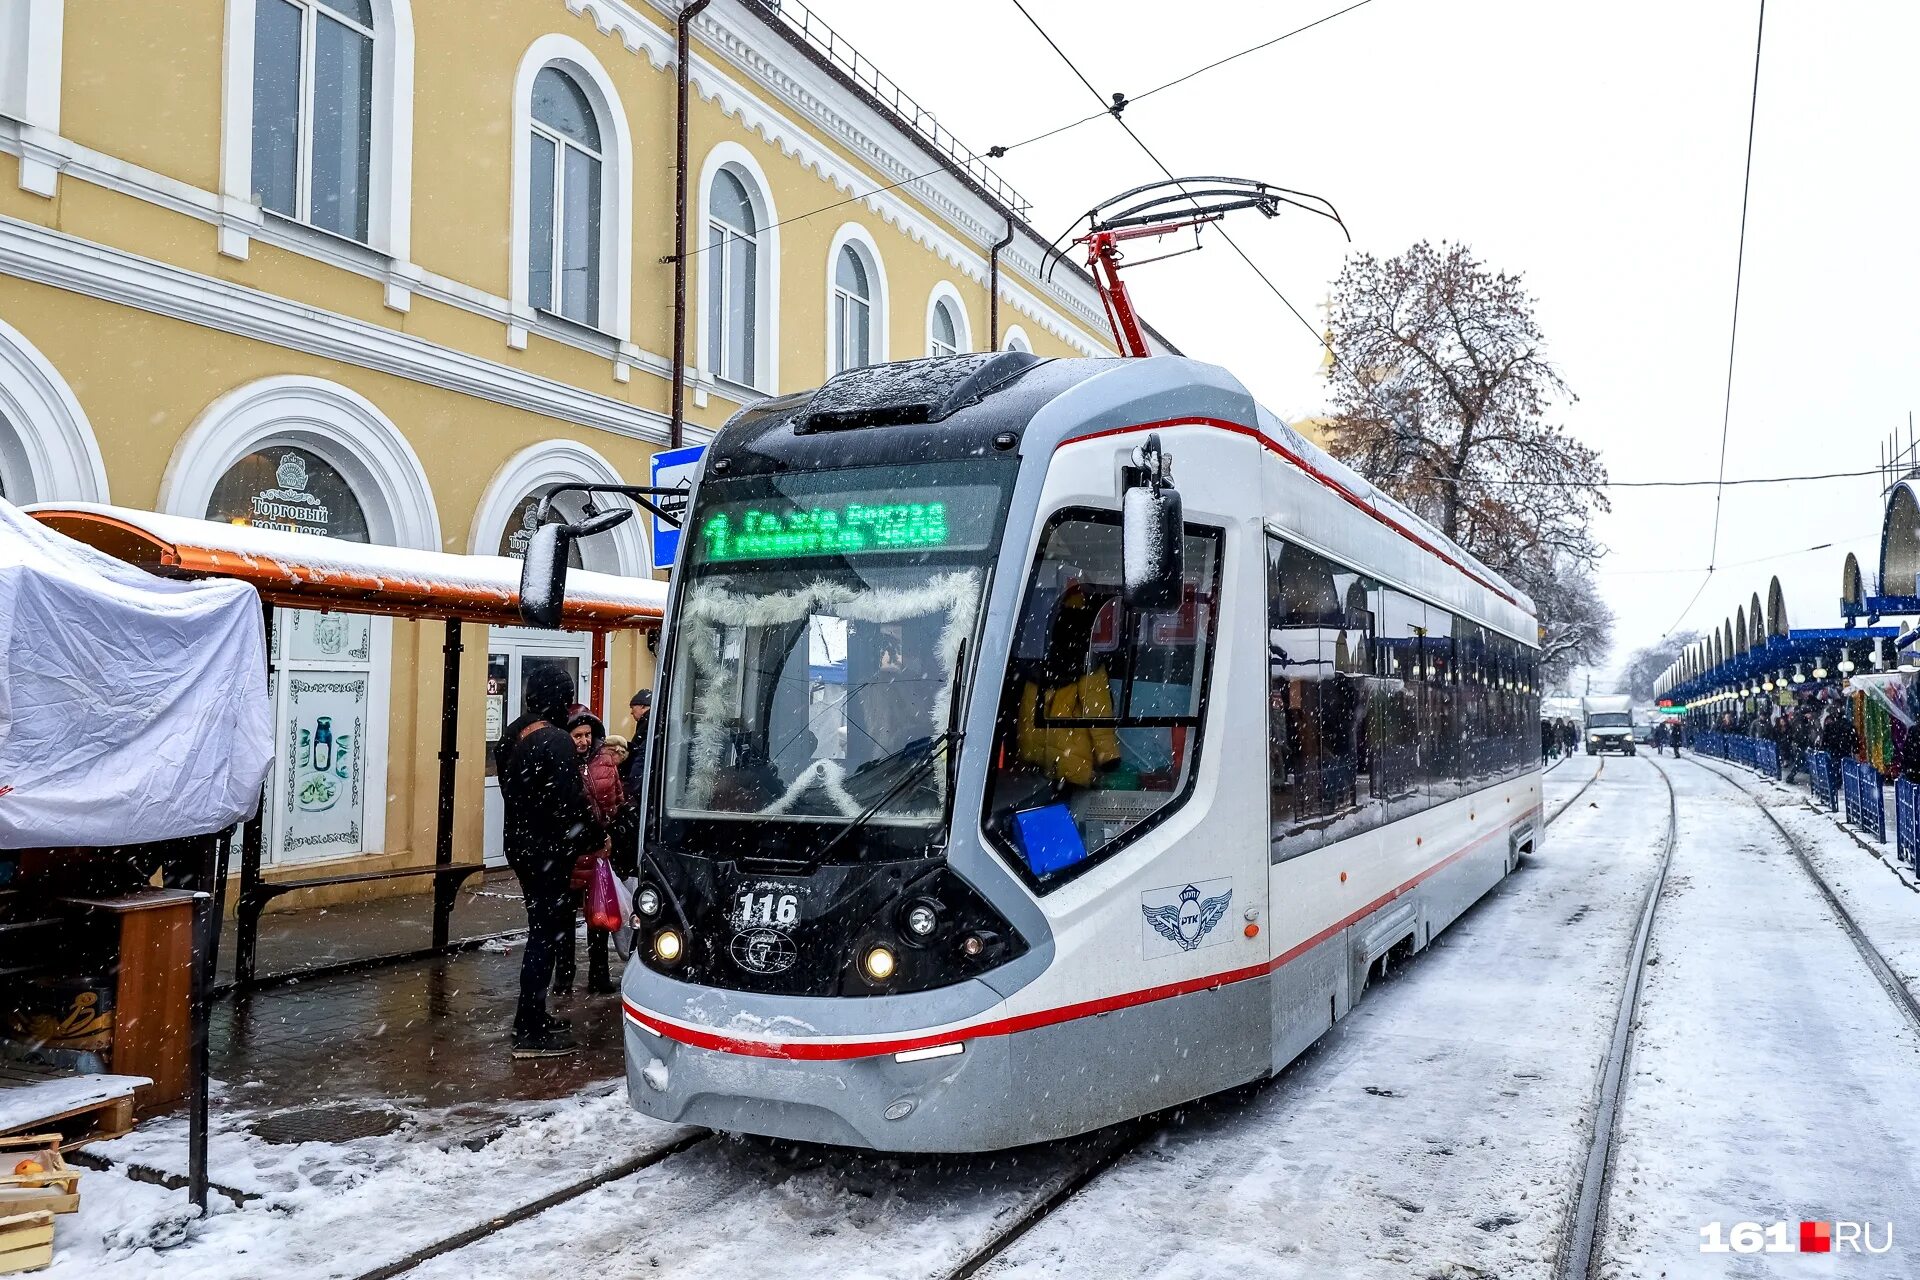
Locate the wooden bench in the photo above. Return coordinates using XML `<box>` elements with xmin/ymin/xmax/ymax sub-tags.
<box><xmin>232</xmin><ymin>861</ymin><xmax>486</xmax><ymax>989</ymax></box>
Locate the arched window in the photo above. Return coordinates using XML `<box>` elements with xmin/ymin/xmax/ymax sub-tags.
<box><xmin>1003</xmin><ymin>327</ymin><xmax>1032</xmax><ymax>354</ymax></box>
<box><xmin>929</xmin><ymin>297</ymin><xmax>961</xmax><ymax>357</ymax></box>
<box><xmin>706</xmin><ymin>169</ymin><xmax>760</xmax><ymax>386</ymax></box>
<box><xmin>251</xmin><ymin>0</ymin><xmax>377</xmax><ymax>240</ymax></box>
<box><xmin>528</xmin><ymin>66</ymin><xmax>604</xmax><ymax>326</ymax></box>
<box><xmin>833</xmin><ymin>245</ymin><xmax>873</xmax><ymax>373</ymax></box>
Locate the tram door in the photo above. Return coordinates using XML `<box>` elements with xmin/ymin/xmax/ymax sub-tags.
<box><xmin>483</xmin><ymin>628</ymin><xmax>594</xmax><ymax>867</ymax></box>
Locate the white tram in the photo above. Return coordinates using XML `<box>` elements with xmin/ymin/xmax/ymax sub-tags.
<box><xmin>530</xmin><ymin>351</ymin><xmax>1543</xmax><ymax>1152</ymax></box>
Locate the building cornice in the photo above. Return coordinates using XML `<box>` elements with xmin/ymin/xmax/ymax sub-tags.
<box><xmin>0</xmin><ymin>214</ymin><xmax>705</xmax><ymax>445</ymax></box>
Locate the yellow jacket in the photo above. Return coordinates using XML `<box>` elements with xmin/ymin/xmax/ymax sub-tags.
<box><xmin>1018</xmin><ymin>670</ymin><xmax>1122</xmax><ymax>787</ymax></box>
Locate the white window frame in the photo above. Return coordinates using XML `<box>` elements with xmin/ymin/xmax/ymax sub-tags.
<box><xmin>926</xmin><ymin>282</ymin><xmax>971</xmax><ymax>358</ymax></box>
<box><xmin>0</xmin><ymin>0</ymin><xmax>65</xmax><ymax>197</ymax></box>
<box><xmin>218</xmin><ymin>0</ymin><xmax>414</xmax><ymax>271</ymax></box>
<box><xmin>528</xmin><ymin>69</ymin><xmax>605</xmax><ymax>327</ymax></box>
<box><xmin>697</xmin><ymin>146</ymin><xmax>778</xmax><ymax>393</ymax></box>
<box><xmin>825</xmin><ymin>223</ymin><xmax>887</xmax><ymax>376</ymax></box>
<box><xmin>506</xmin><ymin>35</ymin><xmax>633</xmax><ymax>349</ymax></box>
<box><xmin>258</xmin><ymin>0</ymin><xmax>377</xmax><ymax>239</ymax></box>
<box><xmin>1003</xmin><ymin>325</ymin><xmax>1033</xmax><ymax>354</ymax></box>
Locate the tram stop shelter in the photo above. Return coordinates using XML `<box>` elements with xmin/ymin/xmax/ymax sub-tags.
<box><xmin>26</xmin><ymin>503</ymin><xmax>667</xmax><ymax>991</ymax></box>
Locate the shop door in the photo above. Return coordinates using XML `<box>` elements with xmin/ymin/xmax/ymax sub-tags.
<box><xmin>483</xmin><ymin>629</ymin><xmax>594</xmax><ymax>867</ymax></box>
<box><xmin>268</xmin><ymin>609</ymin><xmax>381</xmax><ymax>865</ymax></box>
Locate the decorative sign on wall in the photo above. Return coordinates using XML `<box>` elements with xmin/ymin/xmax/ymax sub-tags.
<box><xmin>207</xmin><ymin>447</ymin><xmax>371</xmax><ymax>542</ymax></box>
<box><xmin>282</xmin><ymin>609</ymin><xmax>372</xmax><ymax>664</ymax></box>
<box><xmin>499</xmin><ymin>496</ymin><xmax>582</xmax><ymax>566</ymax></box>
<box><xmin>281</xmin><ymin>673</ymin><xmax>368</xmax><ymax>859</ymax></box>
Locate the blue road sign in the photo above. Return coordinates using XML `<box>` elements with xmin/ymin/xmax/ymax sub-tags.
<box><xmin>649</xmin><ymin>443</ymin><xmax>706</xmax><ymax>571</ymax></box>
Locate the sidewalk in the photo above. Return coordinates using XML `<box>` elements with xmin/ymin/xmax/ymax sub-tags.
<box><xmin>207</xmin><ymin>873</ymin><xmax>629</xmax><ymax>1133</ymax></box>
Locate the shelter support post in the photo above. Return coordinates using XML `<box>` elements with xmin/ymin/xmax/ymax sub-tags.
<box><xmin>234</xmin><ymin>602</ymin><xmax>275</xmax><ymax>991</ymax></box>
<box><xmin>591</xmin><ymin>629</ymin><xmax>609</xmax><ymax>718</ymax></box>
<box><xmin>431</xmin><ymin>619</ymin><xmax>463</xmax><ymax>952</ymax></box>
<box><xmin>187</xmin><ymin>829</ymin><xmax>227</xmax><ymax>1213</ymax></box>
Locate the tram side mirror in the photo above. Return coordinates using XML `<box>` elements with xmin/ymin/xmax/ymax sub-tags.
<box><xmin>1122</xmin><ymin>434</ymin><xmax>1184</xmax><ymax>612</ymax></box>
<box><xmin>518</xmin><ymin>508</ymin><xmax>633</xmax><ymax>629</ymax></box>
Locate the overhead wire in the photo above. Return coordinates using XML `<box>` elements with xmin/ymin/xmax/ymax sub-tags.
<box><xmin>1663</xmin><ymin>0</ymin><xmax>1768</xmax><ymax>638</ymax></box>
<box><xmin>1005</xmin><ymin>0</ymin><xmax>1341</xmax><ymax>361</ymax></box>
<box><xmin>662</xmin><ymin>0</ymin><xmax>1377</xmax><ymax>264</ymax></box>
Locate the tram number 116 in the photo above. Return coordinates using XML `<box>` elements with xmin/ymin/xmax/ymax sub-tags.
<box><xmin>734</xmin><ymin>892</ymin><xmax>800</xmax><ymax>928</ymax></box>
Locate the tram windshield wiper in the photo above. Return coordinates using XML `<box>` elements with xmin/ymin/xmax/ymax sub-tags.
<box><xmin>810</xmin><ymin>728</ymin><xmax>961</xmax><ymax>865</ymax></box>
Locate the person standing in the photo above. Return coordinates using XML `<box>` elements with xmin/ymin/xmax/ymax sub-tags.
<box><xmin>496</xmin><ymin>666</ymin><xmax>598</xmax><ymax>1057</ymax></box>
<box><xmin>1671</xmin><ymin>716</ymin><xmax>1684</xmax><ymax>757</ymax></box>
<box><xmin>624</xmin><ymin>690</ymin><xmax>652</xmax><ymax>798</ymax></box>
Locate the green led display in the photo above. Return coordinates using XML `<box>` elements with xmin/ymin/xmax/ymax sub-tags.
<box><xmin>699</xmin><ymin>500</ymin><xmax>951</xmax><ymax>562</ymax></box>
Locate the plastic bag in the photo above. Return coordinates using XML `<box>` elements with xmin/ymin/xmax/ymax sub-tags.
<box><xmin>586</xmin><ymin>856</ymin><xmax>623</xmax><ymax>932</ymax></box>
<box><xmin>612</xmin><ymin>874</ymin><xmax>637</xmax><ymax>960</ymax></box>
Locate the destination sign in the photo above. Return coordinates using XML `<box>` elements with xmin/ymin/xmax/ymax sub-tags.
<box><xmin>698</xmin><ymin>500</ymin><xmax>950</xmax><ymax>562</ymax></box>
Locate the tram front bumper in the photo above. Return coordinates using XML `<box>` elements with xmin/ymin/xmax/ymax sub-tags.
<box><xmin>622</xmin><ymin>1012</ymin><xmax>1027</xmax><ymax>1152</ymax></box>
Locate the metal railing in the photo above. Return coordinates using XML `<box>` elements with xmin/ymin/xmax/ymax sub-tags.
<box><xmin>754</xmin><ymin>0</ymin><xmax>1033</xmax><ymax>216</ymax></box>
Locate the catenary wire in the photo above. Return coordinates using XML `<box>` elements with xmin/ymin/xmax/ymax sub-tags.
<box><xmin>1666</xmin><ymin>0</ymin><xmax>1768</xmax><ymax>638</ymax></box>
<box><xmin>662</xmin><ymin>0</ymin><xmax>1377</xmax><ymax>264</ymax></box>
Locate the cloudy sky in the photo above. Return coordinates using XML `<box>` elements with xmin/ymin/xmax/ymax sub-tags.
<box><xmin>801</xmin><ymin>0</ymin><xmax>1920</xmax><ymax>685</ymax></box>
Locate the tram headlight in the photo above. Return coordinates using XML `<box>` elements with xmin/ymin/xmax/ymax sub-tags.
<box><xmin>635</xmin><ymin>885</ymin><xmax>662</xmax><ymax>919</ymax></box>
<box><xmin>653</xmin><ymin>928</ymin><xmax>684</xmax><ymax>964</ymax></box>
<box><xmin>902</xmin><ymin>901</ymin><xmax>939</xmax><ymax>940</ymax></box>
<box><xmin>863</xmin><ymin>945</ymin><xmax>897</xmax><ymax>982</ymax></box>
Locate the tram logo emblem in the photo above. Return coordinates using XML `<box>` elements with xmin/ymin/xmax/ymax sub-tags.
<box><xmin>1141</xmin><ymin>879</ymin><xmax>1233</xmax><ymax>957</ymax></box>
<box><xmin>730</xmin><ymin>926</ymin><xmax>798</xmax><ymax>975</ymax></box>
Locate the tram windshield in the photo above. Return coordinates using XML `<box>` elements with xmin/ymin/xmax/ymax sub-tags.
<box><xmin>661</xmin><ymin>461</ymin><xmax>1011</xmax><ymax>829</ymax></box>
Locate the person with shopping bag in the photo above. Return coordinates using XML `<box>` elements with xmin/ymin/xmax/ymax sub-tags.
<box><xmin>496</xmin><ymin>667</ymin><xmax>601</xmax><ymax>1058</ymax></box>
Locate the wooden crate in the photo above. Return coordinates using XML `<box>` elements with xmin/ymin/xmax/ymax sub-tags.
<box><xmin>0</xmin><ymin>1211</ymin><xmax>52</xmax><ymax>1276</ymax></box>
<box><xmin>0</xmin><ymin>1063</ymin><xmax>139</xmax><ymax>1148</ymax></box>
<box><xmin>0</xmin><ymin>1138</ymin><xmax>76</xmax><ymax>1216</ymax></box>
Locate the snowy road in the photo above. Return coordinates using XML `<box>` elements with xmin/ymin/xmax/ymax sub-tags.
<box><xmin>1598</xmin><ymin>757</ymin><xmax>1920</xmax><ymax>1278</ymax></box>
<box><xmin>60</xmin><ymin>753</ymin><xmax>1920</xmax><ymax>1279</ymax></box>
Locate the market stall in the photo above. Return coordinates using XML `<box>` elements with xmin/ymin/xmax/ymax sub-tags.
<box><xmin>25</xmin><ymin>502</ymin><xmax>668</xmax><ymax>988</ymax></box>
<box><xmin>1</xmin><ymin>498</ymin><xmax>273</xmax><ymax>1213</ymax></box>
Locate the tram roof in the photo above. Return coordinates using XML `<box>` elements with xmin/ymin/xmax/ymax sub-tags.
<box><xmin>27</xmin><ymin>503</ymin><xmax>666</xmax><ymax>630</ymax></box>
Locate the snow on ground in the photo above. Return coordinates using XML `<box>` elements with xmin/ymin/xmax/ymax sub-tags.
<box><xmin>44</xmin><ymin>1085</ymin><xmax>694</xmax><ymax>1280</ymax></box>
<box><xmin>403</xmin><ymin>1129</ymin><xmax>1116</xmax><ymax>1280</ymax></box>
<box><xmin>1692</xmin><ymin>754</ymin><xmax>1920</xmax><ymax>1006</ymax></box>
<box><xmin>977</xmin><ymin>758</ymin><xmax>1667</xmax><ymax>1279</ymax></box>
<box><xmin>1598</xmin><ymin>757</ymin><xmax>1920</xmax><ymax>1279</ymax></box>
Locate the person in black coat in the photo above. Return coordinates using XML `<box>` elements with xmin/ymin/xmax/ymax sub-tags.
<box><xmin>496</xmin><ymin>665</ymin><xmax>600</xmax><ymax>1057</ymax></box>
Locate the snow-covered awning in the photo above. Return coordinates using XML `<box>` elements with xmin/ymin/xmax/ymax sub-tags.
<box><xmin>26</xmin><ymin>503</ymin><xmax>665</xmax><ymax>631</ymax></box>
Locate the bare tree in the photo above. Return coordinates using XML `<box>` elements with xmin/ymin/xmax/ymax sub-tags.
<box><xmin>1618</xmin><ymin>630</ymin><xmax>1702</xmax><ymax>702</ymax></box>
<box><xmin>1325</xmin><ymin>241</ymin><xmax>1611</xmax><ymax>672</ymax></box>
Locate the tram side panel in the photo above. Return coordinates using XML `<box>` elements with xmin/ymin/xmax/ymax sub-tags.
<box><xmin>993</xmin><ymin>423</ymin><xmax>1275</xmax><ymax>1135</ymax></box>
<box><xmin>1259</xmin><ymin>448</ymin><xmax>1544</xmax><ymax>1075</ymax></box>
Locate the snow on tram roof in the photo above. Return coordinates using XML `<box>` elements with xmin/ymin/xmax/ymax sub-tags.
<box><xmin>25</xmin><ymin>502</ymin><xmax>666</xmax><ymax>626</ymax></box>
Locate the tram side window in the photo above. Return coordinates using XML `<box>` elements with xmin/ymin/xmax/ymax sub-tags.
<box><xmin>1268</xmin><ymin>536</ymin><xmax>1379</xmax><ymax>859</ymax></box>
<box><xmin>983</xmin><ymin>511</ymin><xmax>1223</xmax><ymax>887</ymax></box>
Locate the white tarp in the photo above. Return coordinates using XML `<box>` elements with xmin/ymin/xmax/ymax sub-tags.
<box><xmin>0</xmin><ymin>500</ymin><xmax>272</xmax><ymax>847</ymax></box>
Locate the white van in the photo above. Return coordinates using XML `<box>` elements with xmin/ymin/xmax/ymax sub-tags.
<box><xmin>1582</xmin><ymin>695</ymin><xmax>1636</xmax><ymax>755</ymax></box>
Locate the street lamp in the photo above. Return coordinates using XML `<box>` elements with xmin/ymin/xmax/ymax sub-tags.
<box><xmin>1814</xmin><ymin>657</ymin><xmax>1829</xmax><ymax>680</ymax></box>
<box><xmin>1839</xmin><ymin>653</ymin><xmax>1856</xmax><ymax>675</ymax></box>
<box><xmin>1791</xmin><ymin>665</ymin><xmax>1806</xmax><ymax>685</ymax></box>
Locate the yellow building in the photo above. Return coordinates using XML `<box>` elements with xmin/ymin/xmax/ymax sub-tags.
<box><xmin>0</xmin><ymin>0</ymin><xmax>1155</xmax><ymax>898</ymax></box>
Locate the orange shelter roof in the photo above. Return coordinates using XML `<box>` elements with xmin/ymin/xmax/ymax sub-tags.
<box><xmin>28</xmin><ymin>503</ymin><xmax>666</xmax><ymax>630</ymax></box>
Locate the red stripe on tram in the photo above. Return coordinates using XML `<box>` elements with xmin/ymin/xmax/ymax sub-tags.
<box><xmin>624</xmin><ymin>810</ymin><xmax>1541</xmax><ymax>1062</ymax></box>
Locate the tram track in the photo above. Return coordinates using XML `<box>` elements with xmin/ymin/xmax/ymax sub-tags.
<box><xmin>344</xmin><ymin>760</ymin><xmax>1627</xmax><ymax>1280</ymax></box>
<box><xmin>1682</xmin><ymin>753</ymin><xmax>1920</xmax><ymax>1033</ymax></box>
<box><xmin>951</xmin><ymin>759</ymin><xmax>1636</xmax><ymax>1280</ymax></box>
<box><xmin>1555</xmin><ymin>754</ymin><xmax>1677</xmax><ymax>1280</ymax></box>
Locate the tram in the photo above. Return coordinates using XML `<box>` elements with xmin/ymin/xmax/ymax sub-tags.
<box><xmin>523</xmin><ymin>349</ymin><xmax>1544</xmax><ymax>1152</ymax></box>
